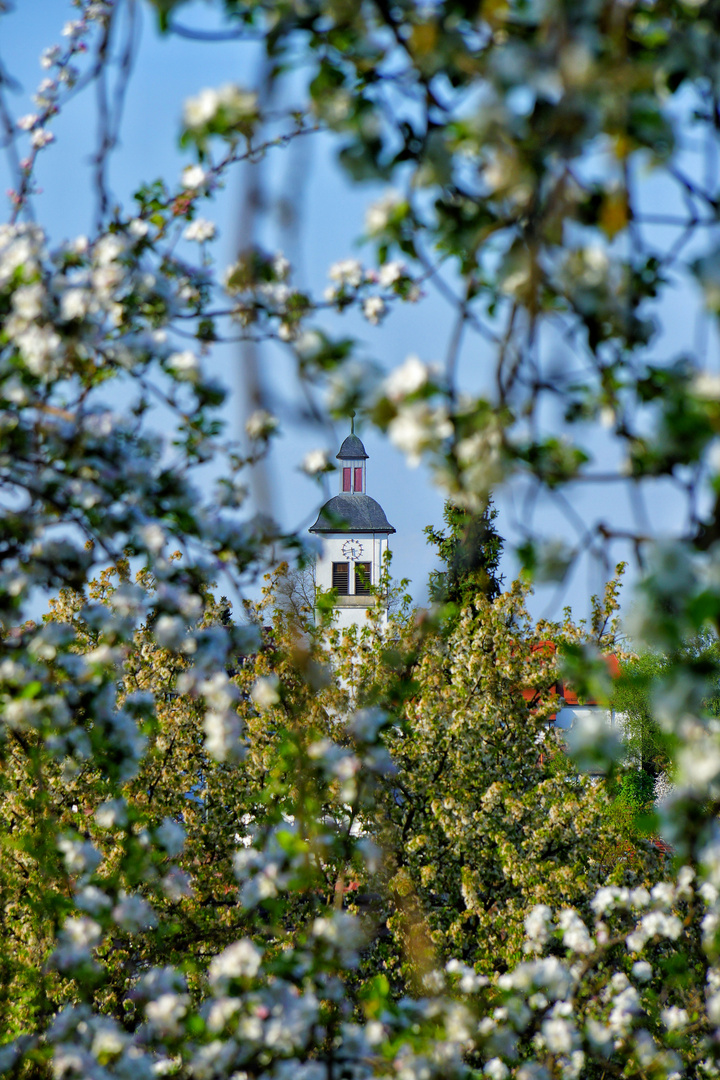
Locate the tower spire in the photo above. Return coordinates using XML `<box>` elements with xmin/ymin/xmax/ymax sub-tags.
<box><xmin>309</xmin><ymin>424</ymin><xmax>395</xmax><ymax>631</ymax></box>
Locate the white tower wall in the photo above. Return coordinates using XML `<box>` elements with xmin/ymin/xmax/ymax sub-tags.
<box><xmin>309</xmin><ymin>430</ymin><xmax>396</xmax><ymax>631</ymax></box>
<box><xmin>315</xmin><ymin>531</ymin><xmax>390</xmax><ymax>630</ymax></box>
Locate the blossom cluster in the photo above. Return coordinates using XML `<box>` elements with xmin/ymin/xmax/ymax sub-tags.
<box><xmin>219</xmin><ymin>249</ymin><xmax>421</xmax><ymax>344</ymax></box>
<box><xmin>4</xmin><ymin>2</ymin><xmax>720</xmax><ymax>1079</ymax></box>
<box><xmin>324</xmin><ymin>257</ymin><xmax>420</xmax><ymax>326</ymax></box>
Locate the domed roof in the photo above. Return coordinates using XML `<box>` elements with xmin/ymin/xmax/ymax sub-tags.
<box><xmin>336</xmin><ymin>434</ymin><xmax>368</xmax><ymax>460</ymax></box>
<box><xmin>309</xmin><ymin>494</ymin><xmax>395</xmax><ymax>534</ymax></box>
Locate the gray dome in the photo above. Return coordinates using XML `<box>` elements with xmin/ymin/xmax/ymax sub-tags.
<box><xmin>336</xmin><ymin>434</ymin><xmax>368</xmax><ymax>460</ymax></box>
<box><xmin>309</xmin><ymin>494</ymin><xmax>395</xmax><ymax>534</ymax></box>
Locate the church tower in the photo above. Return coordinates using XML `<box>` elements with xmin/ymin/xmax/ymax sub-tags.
<box><xmin>309</xmin><ymin>427</ymin><xmax>396</xmax><ymax>629</ymax></box>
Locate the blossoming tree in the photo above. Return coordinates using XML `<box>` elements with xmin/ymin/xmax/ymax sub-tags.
<box><xmin>4</xmin><ymin>1</ymin><xmax>720</xmax><ymax>1078</ymax></box>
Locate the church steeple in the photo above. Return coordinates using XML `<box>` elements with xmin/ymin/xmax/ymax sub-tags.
<box><xmin>309</xmin><ymin>424</ymin><xmax>395</xmax><ymax>630</ymax></box>
<box><xmin>336</xmin><ymin>428</ymin><xmax>368</xmax><ymax>495</ymax></box>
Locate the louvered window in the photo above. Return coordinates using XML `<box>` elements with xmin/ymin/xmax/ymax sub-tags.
<box><xmin>342</xmin><ymin>468</ymin><xmax>351</xmax><ymax>492</ymax></box>
<box><xmin>354</xmin><ymin>467</ymin><xmax>363</xmax><ymax>492</ymax></box>
<box><xmin>332</xmin><ymin>562</ymin><xmax>349</xmax><ymax>594</ymax></box>
<box><xmin>355</xmin><ymin>562</ymin><xmax>372</xmax><ymax>595</ymax></box>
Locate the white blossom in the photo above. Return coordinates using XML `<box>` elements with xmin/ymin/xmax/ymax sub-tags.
<box><xmin>138</xmin><ymin>523</ymin><xmax>166</xmax><ymax>555</ymax></box>
<box><xmin>183</xmin><ymin>83</ymin><xmax>257</xmax><ymax>131</ymax></box>
<box><xmin>17</xmin><ymin>113</ymin><xmax>39</xmax><ymax>131</ymax></box>
<box><xmin>208</xmin><ymin>939</ymin><xmax>263</xmax><ymax>988</ymax></box>
<box><xmin>388</xmin><ymin>401</ymin><xmax>453</xmax><ymax>467</ymax></box>
<box><xmin>146</xmin><ymin>993</ymin><xmax>190</xmax><ymax>1037</ymax></box>
<box><xmin>365</xmin><ymin>189</ymin><xmax>403</xmax><ymax>235</ymax></box>
<box><xmin>484</xmin><ymin>1059</ymin><xmax>509</xmax><ymax>1080</ymax></box>
<box><xmin>94</xmin><ymin>799</ymin><xmax>127</xmax><ymax>829</ymax></box>
<box><xmin>558</xmin><ymin>909</ymin><xmax>594</xmax><ymax>954</ymax></box>
<box><xmin>328</xmin><ymin>258</ymin><xmax>363</xmax><ymax>289</ymax></box>
<box><xmin>184</xmin><ymin>87</ymin><xmax>222</xmax><ymax>129</ymax></box>
<box><xmin>184</xmin><ymin>218</ymin><xmax>216</xmax><ymax>242</ymax></box>
<box><xmin>112</xmin><ymin>892</ymin><xmax>157</xmax><ymax>933</ymax></box>
<box><xmin>701</xmin><ymin>881</ymin><xmax>719</xmax><ymax>905</ymax></box>
<box><xmin>12</xmin><ymin>283</ymin><xmax>44</xmax><ymax>320</ymax></box>
<box><xmin>31</xmin><ymin>128</ymin><xmax>54</xmax><ymax>148</ymax></box>
<box><xmin>445</xmin><ymin>958</ymin><xmax>487</xmax><ymax>993</ymax></box>
<box><xmin>362</xmin><ymin>296</ymin><xmax>386</xmax><ymax>325</ymax></box>
<box><xmin>155</xmin><ymin>818</ymin><xmax>186</xmax><ymax>857</ymax></box>
<box><xmin>677</xmin><ymin>740</ymin><xmax>720</xmax><ymax>792</ymax></box>
<box><xmin>592</xmin><ymin>886</ymin><xmax>622</xmax><ymax>916</ymax></box>
<box><xmin>154</xmin><ymin>614</ymin><xmax>187</xmax><ymax>650</ymax></box>
<box><xmin>203</xmin><ymin>708</ymin><xmax>247</xmax><ymax>764</ymax></box>
<box><xmin>585</xmin><ymin>1018</ymin><xmax>613</xmax><ymax>1055</ymax></box>
<box><xmin>181</xmin><ymin>164</ymin><xmax>208</xmax><ymax>189</ymax></box>
<box><xmin>58</xmin><ymin>836</ymin><xmax>102</xmax><ymax>876</ymax></box>
<box><xmin>693</xmin><ymin>372</ymin><xmax>720</xmax><ymax>400</ymax></box>
<box><xmin>60</xmin><ymin>287</ymin><xmax>92</xmax><ymax>321</ymax></box>
<box><xmin>136</xmin><ymin>967</ymin><xmax>186</xmax><ymax>1001</ymax></box>
<box><xmin>128</xmin><ymin>217</ymin><xmax>149</xmax><ymax>239</ymax></box>
<box><xmin>707</xmin><ymin>988</ymin><xmax>720</xmax><ymax>1025</ymax></box>
<box><xmin>40</xmin><ymin>45</ymin><xmax>60</xmax><ymax>68</ymax></box>
<box><xmin>347</xmin><ymin>707</ymin><xmax>387</xmax><ymax>742</ymax></box>
<box><xmin>311</xmin><ymin>912</ymin><xmax>364</xmax><ymax>965</ymax></box>
<box><xmin>15</xmin><ymin>323</ymin><xmax>62</xmax><ymax>377</ymax></box>
<box><xmin>162</xmin><ymin>867</ymin><xmax>194</xmax><ymax>902</ymax></box>
<box><xmin>566</xmin><ymin>711</ymin><xmax>623</xmax><ymax>770</ymax></box>
<box><xmin>383</xmin><ymin>355</ymin><xmax>433</xmax><ymax>402</ymax></box>
<box><xmin>524</xmin><ymin>904</ymin><xmax>552</xmax><ymax>952</ymax></box>
<box><xmin>52</xmin><ymin>917</ymin><xmax>103</xmax><ymax>971</ymax></box>
<box><xmin>250</xmin><ymin>675</ymin><xmax>281</xmax><ymax>710</ymax></box>
<box><xmin>608</xmin><ymin>985</ymin><xmax>640</xmax><ymax>1036</ymax></box>
<box><xmin>93</xmin><ymin>233</ymin><xmax>126</xmax><ymax>266</ymax></box>
<box><xmin>498</xmin><ymin>957</ymin><xmax>574</xmax><ymax>1000</ymax></box>
<box><xmin>274</xmin><ymin>252</ymin><xmax>290</xmax><ymax>279</ymax></box>
<box><xmin>378</xmin><ymin>260</ymin><xmax>406</xmax><ymax>288</ymax></box>
<box><xmin>246</xmin><ymin>409</ymin><xmax>279</xmax><ymax>440</ymax></box>
<box><xmin>75</xmin><ymin>886</ymin><xmax>113</xmax><ymax>916</ymax></box>
<box><xmin>661</xmin><ymin>1006</ymin><xmax>689</xmax><ymax>1031</ymax></box>
<box><xmin>542</xmin><ymin>1016</ymin><xmax>576</xmax><ymax>1054</ymax></box>
<box><xmin>301</xmin><ymin>448</ymin><xmax>329</xmax><ymax>475</ymax></box>
<box><xmin>90</xmin><ymin>1021</ymin><xmax>127</xmax><ymax>1058</ymax></box>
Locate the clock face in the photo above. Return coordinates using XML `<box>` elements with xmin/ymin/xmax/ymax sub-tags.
<box><xmin>342</xmin><ymin>539</ymin><xmax>363</xmax><ymax>559</ymax></box>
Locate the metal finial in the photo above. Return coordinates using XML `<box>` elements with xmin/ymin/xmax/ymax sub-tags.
<box><xmin>350</xmin><ymin>411</ymin><xmax>355</xmax><ymax>435</ymax></box>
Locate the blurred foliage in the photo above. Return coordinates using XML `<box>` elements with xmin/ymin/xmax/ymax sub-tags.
<box><xmin>5</xmin><ymin>0</ymin><xmax>720</xmax><ymax>1075</ymax></box>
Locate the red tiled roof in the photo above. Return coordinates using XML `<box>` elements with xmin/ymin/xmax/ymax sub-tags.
<box><xmin>521</xmin><ymin>642</ymin><xmax>620</xmax><ymax>717</ymax></box>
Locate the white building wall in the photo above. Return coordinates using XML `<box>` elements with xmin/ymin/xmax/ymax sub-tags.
<box><xmin>553</xmin><ymin>704</ymin><xmax>615</xmax><ymax>730</ymax></box>
<box><xmin>315</xmin><ymin>531</ymin><xmax>389</xmax><ymax>629</ymax></box>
